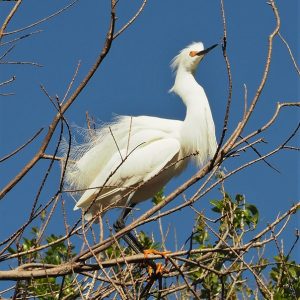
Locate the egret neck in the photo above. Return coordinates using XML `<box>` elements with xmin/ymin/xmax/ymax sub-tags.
<box><xmin>171</xmin><ymin>65</ymin><xmax>216</xmax><ymax>165</ymax></box>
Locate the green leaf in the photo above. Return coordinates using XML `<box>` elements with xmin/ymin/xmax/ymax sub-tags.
<box><xmin>152</xmin><ymin>188</ymin><xmax>165</xmax><ymax>205</ymax></box>
<box><xmin>245</xmin><ymin>204</ymin><xmax>259</xmax><ymax>225</ymax></box>
<box><xmin>7</xmin><ymin>247</ymin><xmax>16</xmax><ymax>254</ymax></box>
<box><xmin>235</xmin><ymin>194</ymin><xmax>244</xmax><ymax>203</ymax></box>
<box><xmin>210</xmin><ymin>199</ymin><xmax>223</xmax><ymax>213</ymax></box>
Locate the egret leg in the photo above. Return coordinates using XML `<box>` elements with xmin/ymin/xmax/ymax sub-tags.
<box><xmin>113</xmin><ymin>203</ymin><xmax>145</xmax><ymax>253</ymax></box>
<box><xmin>113</xmin><ymin>203</ymin><xmax>164</xmax><ymax>299</ymax></box>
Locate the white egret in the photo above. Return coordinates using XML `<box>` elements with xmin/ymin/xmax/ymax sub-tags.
<box><xmin>65</xmin><ymin>42</ymin><xmax>217</xmax><ymax>248</ymax></box>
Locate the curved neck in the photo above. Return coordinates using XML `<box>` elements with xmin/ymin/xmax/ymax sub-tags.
<box><xmin>172</xmin><ymin>67</ymin><xmax>207</xmax><ymax>108</ymax></box>
<box><xmin>172</xmin><ymin>67</ymin><xmax>217</xmax><ymax>164</ymax></box>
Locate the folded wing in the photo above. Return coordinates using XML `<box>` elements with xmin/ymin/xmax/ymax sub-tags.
<box><xmin>74</xmin><ymin>138</ymin><xmax>180</xmax><ymax>210</ymax></box>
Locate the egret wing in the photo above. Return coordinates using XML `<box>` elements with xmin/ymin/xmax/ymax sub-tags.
<box><xmin>74</xmin><ymin>138</ymin><xmax>180</xmax><ymax>210</ymax></box>
<box><xmin>65</xmin><ymin>116</ymin><xmax>182</xmax><ymax>191</ymax></box>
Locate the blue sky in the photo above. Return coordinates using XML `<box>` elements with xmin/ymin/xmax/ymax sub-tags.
<box><xmin>0</xmin><ymin>0</ymin><xmax>299</xmax><ymax>278</ymax></box>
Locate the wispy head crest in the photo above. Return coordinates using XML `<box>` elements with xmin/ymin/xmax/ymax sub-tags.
<box><xmin>170</xmin><ymin>42</ymin><xmax>204</xmax><ymax>72</ymax></box>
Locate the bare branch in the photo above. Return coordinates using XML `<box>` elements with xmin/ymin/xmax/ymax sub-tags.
<box><xmin>3</xmin><ymin>0</ymin><xmax>79</xmax><ymax>36</ymax></box>
<box><xmin>0</xmin><ymin>0</ymin><xmax>22</xmax><ymax>41</ymax></box>
<box><xmin>0</xmin><ymin>128</ymin><xmax>43</xmax><ymax>163</ymax></box>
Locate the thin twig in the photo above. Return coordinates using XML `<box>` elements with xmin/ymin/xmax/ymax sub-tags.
<box><xmin>0</xmin><ymin>128</ymin><xmax>43</xmax><ymax>163</ymax></box>
<box><xmin>113</xmin><ymin>0</ymin><xmax>147</xmax><ymax>39</ymax></box>
<box><xmin>3</xmin><ymin>0</ymin><xmax>79</xmax><ymax>36</ymax></box>
<box><xmin>0</xmin><ymin>0</ymin><xmax>22</xmax><ymax>41</ymax></box>
<box><xmin>278</xmin><ymin>31</ymin><xmax>300</xmax><ymax>76</ymax></box>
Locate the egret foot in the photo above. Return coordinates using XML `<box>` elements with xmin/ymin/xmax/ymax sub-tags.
<box><xmin>143</xmin><ymin>249</ymin><xmax>171</xmax><ymax>275</ymax></box>
<box><xmin>143</xmin><ymin>249</ymin><xmax>171</xmax><ymax>259</ymax></box>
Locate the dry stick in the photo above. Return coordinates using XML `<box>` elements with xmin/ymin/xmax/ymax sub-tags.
<box><xmin>271</xmin><ymin>228</ymin><xmax>295</xmax><ymax>298</ymax></box>
<box><xmin>36</xmin><ymin>195</ymin><xmax>60</xmax><ymax>245</ymax></box>
<box><xmin>0</xmin><ymin>45</ymin><xmax>15</xmax><ymax>61</ymax></box>
<box><xmin>0</xmin><ymin>76</ymin><xmax>16</xmax><ymax>86</ymax></box>
<box><xmin>0</xmin><ymin>0</ymin><xmax>22</xmax><ymax>41</ymax></box>
<box><xmin>158</xmin><ymin>217</ymin><xmax>169</xmax><ymax>252</ymax></box>
<box><xmin>278</xmin><ymin>31</ymin><xmax>300</xmax><ymax>76</ymax></box>
<box><xmin>85</xmin><ymin>271</ymin><xmax>99</xmax><ymax>299</ymax></box>
<box><xmin>61</xmin><ymin>199</ymin><xmax>73</xmax><ymax>267</ymax></box>
<box><xmin>233</xmin><ymin>102</ymin><xmax>300</xmax><ymax>149</ymax></box>
<box><xmin>62</xmin><ymin>60</ymin><xmax>81</xmax><ymax>104</ymax></box>
<box><xmin>40</xmin><ymin>84</ymin><xmax>58</xmax><ymax>110</ymax></box>
<box><xmin>85</xmin><ymin>110</ymin><xmax>97</xmax><ymax>140</ymax></box>
<box><xmin>69</xmin><ymin>268</ymin><xmax>85</xmax><ymax>300</ymax></box>
<box><xmin>0</xmin><ymin>29</ymin><xmax>42</xmax><ymax>47</ymax></box>
<box><xmin>41</xmin><ymin>154</ymin><xmax>70</xmax><ymax>162</ymax></box>
<box><xmin>225</xmin><ymin>269</ymin><xmax>244</xmax><ymax>300</ymax></box>
<box><xmin>80</xmin><ymin>271</ymin><xmax>144</xmax><ymax>287</ymax></box>
<box><xmin>81</xmin><ymin>219</ymin><xmax>127</xmax><ymax>300</ymax></box>
<box><xmin>110</xmin><ymin>233</ymin><xmax>137</xmax><ymax>296</ymax></box>
<box><xmin>215</xmin><ymin>0</ymin><xmax>233</xmax><ymax>155</ymax></box>
<box><xmin>167</xmin><ymin>257</ymin><xmax>200</xmax><ymax>300</ymax></box>
<box><xmin>243</xmin><ymin>83</ymin><xmax>248</xmax><ymax>118</ymax></box>
<box><xmin>160</xmin><ymin>284</ymin><xmax>188</xmax><ymax>298</ymax></box>
<box><xmin>125</xmin><ymin>117</ymin><xmax>133</xmax><ymax>157</ymax></box>
<box><xmin>0</xmin><ymin>7</ymin><xmax>116</xmax><ymax>200</ymax></box>
<box><xmin>196</xmin><ymin>139</ymin><xmax>299</xmax><ymax>207</ymax></box>
<box><xmin>137</xmin><ymin>166</ymin><xmax>218</xmax><ymax>226</ymax></box>
<box><xmin>238</xmin><ymin>135</ymin><xmax>280</xmax><ymax>173</ymax></box>
<box><xmin>286</xmin><ymin>230</ymin><xmax>299</xmax><ymax>260</ymax></box>
<box><xmin>29</xmin><ymin>118</ymin><xmax>64</xmax><ymax>222</ymax></box>
<box><xmin>92</xmin><ymin>287</ymin><xmax>117</xmax><ymax>299</ymax></box>
<box><xmin>205</xmin><ymin>222</ymin><xmax>273</xmax><ymax>298</ymax></box>
<box><xmin>56</xmin><ymin>97</ymin><xmax>73</xmax><ymax>195</ymax></box>
<box><xmin>234</xmin><ymin>138</ymin><xmax>265</xmax><ymax>154</ymax></box>
<box><xmin>0</xmin><ymin>128</ymin><xmax>43</xmax><ymax>163</ymax></box>
<box><xmin>109</xmin><ymin>126</ymin><xmax>123</xmax><ymax>160</ymax></box>
<box><xmin>0</xmin><ymin>211</ymin><xmax>42</xmax><ymax>253</ymax></box>
<box><xmin>0</xmin><ymin>61</ymin><xmax>42</xmax><ymax>67</ymax></box>
<box><xmin>0</xmin><ymin>284</ymin><xmax>15</xmax><ymax>296</ymax></box>
<box><xmin>223</xmin><ymin>0</ymin><xmax>281</xmax><ymax>153</ymax></box>
<box><xmin>0</xmin><ymin>92</ymin><xmax>14</xmax><ymax>96</ymax></box>
<box><xmin>3</xmin><ymin>0</ymin><xmax>78</xmax><ymax>36</ymax></box>
<box><xmin>113</xmin><ymin>0</ymin><xmax>147</xmax><ymax>39</ymax></box>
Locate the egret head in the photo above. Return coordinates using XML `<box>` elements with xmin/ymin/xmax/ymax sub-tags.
<box><xmin>171</xmin><ymin>42</ymin><xmax>218</xmax><ymax>74</ymax></box>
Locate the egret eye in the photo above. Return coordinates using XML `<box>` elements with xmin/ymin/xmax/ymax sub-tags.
<box><xmin>189</xmin><ymin>51</ymin><xmax>198</xmax><ymax>57</ymax></box>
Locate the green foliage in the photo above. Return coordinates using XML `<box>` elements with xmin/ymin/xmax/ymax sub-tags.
<box><xmin>105</xmin><ymin>230</ymin><xmax>160</xmax><ymax>260</ymax></box>
<box><xmin>9</xmin><ymin>228</ymin><xmax>77</xmax><ymax>300</ymax></box>
<box><xmin>210</xmin><ymin>193</ymin><xmax>259</xmax><ymax>233</ymax></box>
<box><xmin>188</xmin><ymin>192</ymin><xmax>299</xmax><ymax>299</ymax></box>
<box><xmin>193</xmin><ymin>214</ymin><xmax>210</xmax><ymax>247</ymax></box>
<box><xmin>152</xmin><ymin>187</ymin><xmax>165</xmax><ymax>205</ymax></box>
<box><xmin>43</xmin><ymin>234</ymin><xmax>75</xmax><ymax>265</ymax></box>
<box><xmin>12</xmin><ymin>190</ymin><xmax>298</xmax><ymax>299</ymax></box>
<box><xmin>269</xmin><ymin>255</ymin><xmax>300</xmax><ymax>299</ymax></box>
<box><xmin>138</xmin><ymin>230</ymin><xmax>160</xmax><ymax>250</ymax></box>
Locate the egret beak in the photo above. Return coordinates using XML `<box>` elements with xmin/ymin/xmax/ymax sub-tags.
<box><xmin>196</xmin><ymin>44</ymin><xmax>218</xmax><ymax>56</ymax></box>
